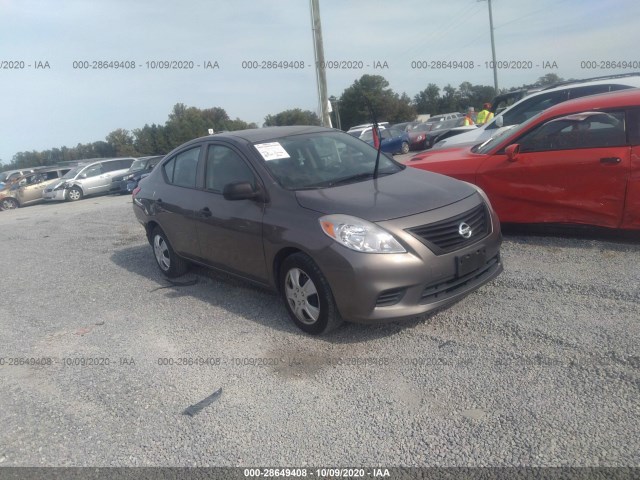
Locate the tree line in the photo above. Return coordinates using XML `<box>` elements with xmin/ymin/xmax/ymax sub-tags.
<box><xmin>3</xmin><ymin>73</ymin><xmax>563</xmax><ymax>169</ymax></box>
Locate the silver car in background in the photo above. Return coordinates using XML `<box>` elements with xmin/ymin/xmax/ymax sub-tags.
<box><xmin>43</xmin><ymin>157</ymin><xmax>134</xmax><ymax>201</ymax></box>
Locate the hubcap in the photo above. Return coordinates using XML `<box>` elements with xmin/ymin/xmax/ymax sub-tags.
<box><xmin>153</xmin><ymin>235</ymin><xmax>170</xmax><ymax>271</ymax></box>
<box><xmin>284</xmin><ymin>268</ymin><xmax>320</xmax><ymax>325</ymax></box>
<box><xmin>68</xmin><ymin>189</ymin><xmax>81</xmax><ymax>200</ymax></box>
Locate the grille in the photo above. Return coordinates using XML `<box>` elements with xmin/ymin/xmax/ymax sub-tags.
<box><xmin>407</xmin><ymin>203</ymin><xmax>489</xmax><ymax>255</ymax></box>
<box><xmin>420</xmin><ymin>254</ymin><xmax>500</xmax><ymax>304</ymax></box>
<box><xmin>375</xmin><ymin>287</ymin><xmax>406</xmax><ymax>307</ymax></box>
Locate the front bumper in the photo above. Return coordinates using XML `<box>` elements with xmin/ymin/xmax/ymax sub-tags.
<box><xmin>313</xmin><ymin>196</ymin><xmax>503</xmax><ymax>324</ymax></box>
<box><xmin>42</xmin><ymin>188</ymin><xmax>66</xmax><ymax>201</ymax></box>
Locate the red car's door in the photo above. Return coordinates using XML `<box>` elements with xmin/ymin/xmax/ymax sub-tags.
<box><xmin>475</xmin><ymin>111</ymin><xmax>630</xmax><ymax>228</ymax></box>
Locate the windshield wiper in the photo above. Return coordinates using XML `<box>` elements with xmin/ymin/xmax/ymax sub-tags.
<box><xmin>328</xmin><ymin>171</ymin><xmax>396</xmax><ymax>187</ymax></box>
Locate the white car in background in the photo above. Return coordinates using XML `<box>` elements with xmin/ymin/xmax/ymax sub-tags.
<box><xmin>433</xmin><ymin>73</ymin><xmax>640</xmax><ymax>149</ymax></box>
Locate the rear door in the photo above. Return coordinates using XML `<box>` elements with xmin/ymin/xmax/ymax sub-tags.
<box><xmin>477</xmin><ymin>110</ymin><xmax>630</xmax><ymax>228</ymax></box>
<box><xmin>153</xmin><ymin>146</ymin><xmax>203</xmax><ymax>258</ymax></box>
<box><xmin>99</xmin><ymin>159</ymin><xmax>134</xmax><ymax>193</ymax></box>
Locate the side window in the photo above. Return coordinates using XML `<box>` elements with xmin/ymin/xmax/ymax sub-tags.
<box><xmin>163</xmin><ymin>147</ymin><xmax>200</xmax><ymax>188</ymax></box>
<box><xmin>83</xmin><ymin>164</ymin><xmax>103</xmax><ymax>178</ymax></box>
<box><xmin>518</xmin><ymin>112</ymin><xmax>626</xmax><ymax>153</ymax></box>
<box><xmin>205</xmin><ymin>145</ymin><xmax>256</xmax><ymax>193</ymax></box>
<box><xmin>628</xmin><ymin>108</ymin><xmax>640</xmax><ymax>145</ymax></box>
<box><xmin>567</xmin><ymin>84</ymin><xmax>618</xmax><ymax>100</ymax></box>
<box><xmin>119</xmin><ymin>159</ymin><xmax>134</xmax><ymax>170</ymax></box>
<box><xmin>502</xmin><ymin>91</ymin><xmax>567</xmax><ymax>126</ymax></box>
<box><xmin>102</xmin><ymin>161</ymin><xmax>119</xmax><ymax>173</ymax></box>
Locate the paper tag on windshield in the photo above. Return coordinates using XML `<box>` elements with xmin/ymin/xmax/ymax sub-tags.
<box><xmin>255</xmin><ymin>142</ymin><xmax>290</xmax><ymax>161</ymax></box>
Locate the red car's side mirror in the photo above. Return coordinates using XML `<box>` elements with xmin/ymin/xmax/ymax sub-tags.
<box><xmin>505</xmin><ymin>144</ymin><xmax>521</xmax><ymax>162</ymax></box>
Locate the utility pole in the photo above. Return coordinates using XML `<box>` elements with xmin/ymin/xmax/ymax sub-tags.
<box><xmin>310</xmin><ymin>0</ymin><xmax>332</xmax><ymax>127</ymax></box>
<box><xmin>479</xmin><ymin>0</ymin><xmax>498</xmax><ymax>92</ymax></box>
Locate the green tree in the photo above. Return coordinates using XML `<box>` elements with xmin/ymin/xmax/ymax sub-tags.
<box><xmin>263</xmin><ymin>108</ymin><xmax>320</xmax><ymax>127</ymax></box>
<box><xmin>105</xmin><ymin>129</ymin><xmax>137</xmax><ymax>157</ymax></box>
<box><xmin>134</xmin><ymin>124</ymin><xmax>170</xmax><ymax>155</ymax></box>
<box><xmin>536</xmin><ymin>73</ymin><xmax>563</xmax><ymax>87</ymax></box>
<box><xmin>414</xmin><ymin>83</ymin><xmax>441</xmax><ymax>114</ymax></box>
<box><xmin>438</xmin><ymin>84</ymin><xmax>458</xmax><ymax>113</ymax></box>
<box><xmin>338</xmin><ymin>75</ymin><xmax>416</xmax><ymax>130</ymax></box>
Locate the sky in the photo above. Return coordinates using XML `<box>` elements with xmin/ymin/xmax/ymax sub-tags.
<box><xmin>1</xmin><ymin>0</ymin><xmax>639</xmax><ymax>164</ymax></box>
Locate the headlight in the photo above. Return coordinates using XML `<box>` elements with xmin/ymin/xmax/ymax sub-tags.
<box><xmin>319</xmin><ymin>214</ymin><xmax>406</xmax><ymax>253</ymax></box>
<box><xmin>417</xmin><ymin>135</ymin><xmax>425</xmax><ymax>141</ymax></box>
<box><xmin>53</xmin><ymin>182</ymin><xmax>67</xmax><ymax>191</ymax></box>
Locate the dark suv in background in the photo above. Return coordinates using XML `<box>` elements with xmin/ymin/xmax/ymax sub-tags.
<box><xmin>111</xmin><ymin>155</ymin><xmax>163</xmax><ymax>194</ymax></box>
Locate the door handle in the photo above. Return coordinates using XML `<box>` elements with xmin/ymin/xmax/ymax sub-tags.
<box><xmin>198</xmin><ymin>207</ymin><xmax>212</xmax><ymax>218</ymax></box>
<box><xmin>600</xmin><ymin>157</ymin><xmax>621</xmax><ymax>164</ymax></box>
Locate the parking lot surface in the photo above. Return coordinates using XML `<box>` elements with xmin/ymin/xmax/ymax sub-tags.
<box><xmin>0</xmin><ymin>195</ymin><xmax>639</xmax><ymax>467</ymax></box>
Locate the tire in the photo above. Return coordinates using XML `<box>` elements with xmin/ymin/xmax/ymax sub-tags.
<box><xmin>151</xmin><ymin>226</ymin><xmax>190</xmax><ymax>278</ymax></box>
<box><xmin>1</xmin><ymin>197</ymin><xmax>19</xmax><ymax>210</ymax></box>
<box><xmin>279</xmin><ymin>253</ymin><xmax>343</xmax><ymax>335</ymax></box>
<box><xmin>66</xmin><ymin>186</ymin><xmax>83</xmax><ymax>202</ymax></box>
<box><xmin>400</xmin><ymin>141</ymin><xmax>410</xmax><ymax>154</ymax></box>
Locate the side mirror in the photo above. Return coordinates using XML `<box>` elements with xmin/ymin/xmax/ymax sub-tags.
<box><xmin>505</xmin><ymin>144</ymin><xmax>520</xmax><ymax>162</ymax></box>
<box><xmin>223</xmin><ymin>181</ymin><xmax>261</xmax><ymax>201</ymax></box>
<box><xmin>495</xmin><ymin>115</ymin><xmax>504</xmax><ymax>128</ymax></box>
<box><xmin>80</xmin><ymin>173</ymin><xmax>87</xmax><ymax>179</ymax></box>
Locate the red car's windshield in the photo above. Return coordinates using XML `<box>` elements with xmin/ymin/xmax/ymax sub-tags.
<box><xmin>475</xmin><ymin>111</ymin><xmax>546</xmax><ymax>154</ymax></box>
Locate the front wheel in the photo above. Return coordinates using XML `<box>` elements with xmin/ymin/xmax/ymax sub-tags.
<box><xmin>1</xmin><ymin>197</ymin><xmax>19</xmax><ymax>210</ymax></box>
<box><xmin>66</xmin><ymin>186</ymin><xmax>83</xmax><ymax>202</ymax></box>
<box><xmin>151</xmin><ymin>227</ymin><xmax>189</xmax><ymax>278</ymax></box>
<box><xmin>280</xmin><ymin>253</ymin><xmax>343</xmax><ymax>335</ymax></box>
<box><xmin>400</xmin><ymin>141</ymin><xmax>410</xmax><ymax>154</ymax></box>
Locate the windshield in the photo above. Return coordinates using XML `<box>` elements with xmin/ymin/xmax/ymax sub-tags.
<box><xmin>475</xmin><ymin>112</ymin><xmax>544</xmax><ymax>154</ymax></box>
<box><xmin>129</xmin><ymin>158</ymin><xmax>147</xmax><ymax>171</ymax></box>
<box><xmin>62</xmin><ymin>165</ymin><xmax>85</xmax><ymax>179</ymax></box>
<box><xmin>254</xmin><ymin>131</ymin><xmax>403</xmax><ymax>190</ymax></box>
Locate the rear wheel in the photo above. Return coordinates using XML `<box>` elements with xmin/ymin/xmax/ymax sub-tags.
<box><xmin>401</xmin><ymin>141</ymin><xmax>410</xmax><ymax>154</ymax></box>
<box><xmin>1</xmin><ymin>197</ymin><xmax>19</xmax><ymax>210</ymax></box>
<box><xmin>280</xmin><ymin>253</ymin><xmax>343</xmax><ymax>335</ymax></box>
<box><xmin>66</xmin><ymin>186</ymin><xmax>83</xmax><ymax>202</ymax></box>
<box><xmin>151</xmin><ymin>227</ymin><xmax>189</xmax><ymax>278</ymax></box>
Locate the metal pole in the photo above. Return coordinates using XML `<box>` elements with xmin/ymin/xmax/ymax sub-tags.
<box><xmin>310</xmin><ymin>0</ymin><xmax>331</xmax><ymax>127</ymax></box>
<box><xmin>488</xmin><ymin>0</ymin><xmax>498</xmax><ymax>92</ymax></box>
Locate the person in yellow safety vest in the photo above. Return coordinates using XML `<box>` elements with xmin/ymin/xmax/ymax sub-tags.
<box><xmin>463</xmin><ymin>107</ymin><xmax>475</xmax><ymax>126</ymax></box>
<box><xmin>476</xmin><ymin>103</ymin><xmax>495</xmax><ymax>125</ymax></box>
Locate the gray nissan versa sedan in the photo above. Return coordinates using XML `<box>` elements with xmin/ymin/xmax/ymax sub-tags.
<box><xmin>132</xmin><ymin>126</ymin><xmax>503</xmax><ymax>334</ymax></box>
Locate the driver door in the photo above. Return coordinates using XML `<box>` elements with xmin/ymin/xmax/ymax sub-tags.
<box><xmin>477</xmin><ymin>111</ymin><xmax>630</xmax><ymax>228</ymax></box>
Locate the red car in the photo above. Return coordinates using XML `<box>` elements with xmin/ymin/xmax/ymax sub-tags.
<box><xmin>406</xmin><ymin>88</ymin><xmax>640</xmax><ymax>231</ymax></box>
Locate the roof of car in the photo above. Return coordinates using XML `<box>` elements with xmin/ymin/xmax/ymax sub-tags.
<box><xmin>536</xmin><ymin>87</ymin><xmax>640</xmax><ymax>119</ymax></box>
<box><xmin>539</xmin><ymin>72</ymin><xmax>640</xmax><ymax>91</ymax></box>
<box><xmin>194</xmin><ymin>125</ymin><xmax>336</xmax><ymax>144</ymax></box>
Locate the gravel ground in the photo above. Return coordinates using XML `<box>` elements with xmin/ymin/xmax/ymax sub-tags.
<box><xmin>0</xmin><ymin>194</ymin><xmax>638</xmax><ymax>468</ymax></box>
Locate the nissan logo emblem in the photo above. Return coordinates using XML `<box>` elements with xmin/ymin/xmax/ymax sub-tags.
<box><xmin>458</xmin><ymin>222</ymin><xmax>472</xmax><ymax>239</ymax></box>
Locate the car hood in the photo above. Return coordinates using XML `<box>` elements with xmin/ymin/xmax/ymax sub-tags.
<box><xmin>410</xmin><ymin>145</ymin><xmax>476</xmax><ymax>163</ymax></box>
<box><xmin>294</xmin><ymin>167</ymin><xmax>476</xmax><ymax>222</ymax></box>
